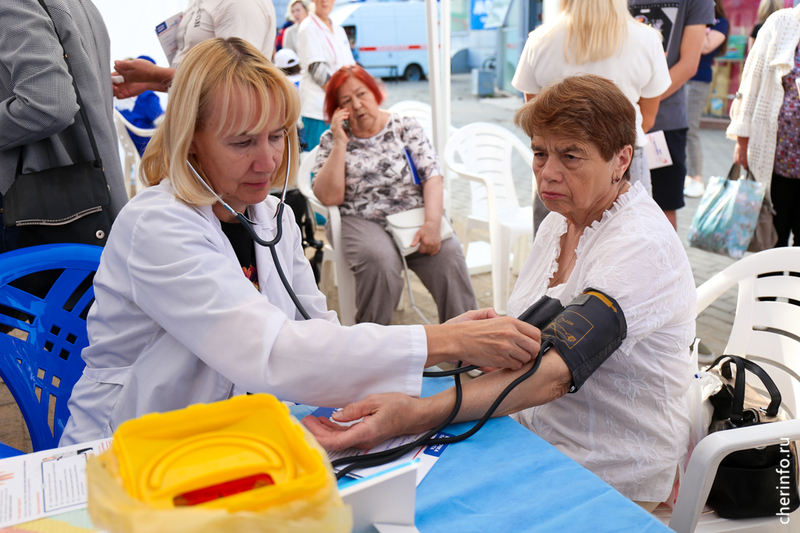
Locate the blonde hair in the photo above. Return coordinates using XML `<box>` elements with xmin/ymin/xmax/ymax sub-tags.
<box><xmin>140</xmin><ymin>37</ymin><xmax>301</xmax><ymax>207</ymax></box>
<box><xmin>532</xmin><ymin>0</ymin><xmax>654</xmax><ymax>64</ymax></box>
<box><xmin>756</xmin><ymin>0</ymin><xmax>782</xmax><ymax>23</ymax></box>
<box><xmin>286</xmin><ymin>0</ymin><xmax>310</xmax><ymax>22</ymax></box>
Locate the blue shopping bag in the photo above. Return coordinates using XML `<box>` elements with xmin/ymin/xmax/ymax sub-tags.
<box><xmin>686</xmin><ymin>165</ymin><xmax>766</xmax><ymax>259</ymax></box>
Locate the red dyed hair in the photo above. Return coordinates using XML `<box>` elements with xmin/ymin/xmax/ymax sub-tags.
<box><xmin>324</xmin><ymin>65</ymin><xmax>384</xmax><ymax>122</ymax></box>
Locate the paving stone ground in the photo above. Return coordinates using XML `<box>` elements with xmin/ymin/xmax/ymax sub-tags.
<box><xmin>0</xmin><ymin>74</ymin><xmax>742</xmax><ymax>452</ymax></box>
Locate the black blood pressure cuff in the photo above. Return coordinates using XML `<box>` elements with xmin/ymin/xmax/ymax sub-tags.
<box><xmin>536</xmin><ymin>288</ymin><xmax>626</xmax><ymax>393</ymax></box>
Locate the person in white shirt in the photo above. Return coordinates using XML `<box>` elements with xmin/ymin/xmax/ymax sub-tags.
<box><xmin>305</xmin><ymin>75</ymin><xmax>696</xmax><ymax>511</ymax></box>
<box><xmin>297</xmin><ymin>0</ymin><xmax>354</xmax><ymax>150</ymax></box>
<box><xmin>110</xmin><ymin>0</ymin><xmax>277</xmax><ymax>100</ymax></box>
<box><xmin>511</xmin><ymin>0</ymin><xmax>671</xmax><ymax>231</ymax></box>
<box><xmin>281</xmin><ymin>0</ymin><xmax>310</xmax><ymax>54</ymax></box>
<box><xmin>60</xmin><ymin>38</ymin><xmax>540</xmax><ymax>446</ymax></box>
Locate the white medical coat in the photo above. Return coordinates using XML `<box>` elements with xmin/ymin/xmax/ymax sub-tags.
<box><xmin>297</xmin><ymin>13</ymin><xmax>354</xmax><ymax>121</ymax></box>
<box><xmin>60</xmin><ymin>180</ymin><xmax>427</xmax><ymax>445</ymax></box>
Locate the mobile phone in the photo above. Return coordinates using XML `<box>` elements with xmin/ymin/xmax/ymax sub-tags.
<box><xmin>342</xmin><ymin>119</ymin><xmax>350</xmax><ymax>134</ymax></box>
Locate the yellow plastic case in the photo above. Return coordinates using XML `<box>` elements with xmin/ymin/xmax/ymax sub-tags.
<box><xmin>112</xmin><ymin>394</ymin><xmax>328</xmax><ymax>512</ymax></box>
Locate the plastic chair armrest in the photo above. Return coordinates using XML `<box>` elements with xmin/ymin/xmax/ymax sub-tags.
<box><xmin>670</xmin><ymin>418</ymin><xmax>800</xmax><ymax>533</ymax></box>
<box><xmin>113</xmin><ymin>109</ymin><xmax>157</xmax><ymax>138</ymax></box>
<box><xmin>696</xmin><ymin>270</ymin><xmax>741</xmax><ymax>314</ymax></box>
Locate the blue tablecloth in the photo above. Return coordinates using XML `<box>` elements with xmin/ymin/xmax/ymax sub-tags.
<box><xmin>412</xmin><ymin>377</ymin><xmax>671</xmax><ymax>533</ymax></box>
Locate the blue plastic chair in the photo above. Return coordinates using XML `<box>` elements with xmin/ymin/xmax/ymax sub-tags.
<box><xmin>0</xmin><ymin>244</ymin><xmax>102</xmax><ymax>455</ymax></box>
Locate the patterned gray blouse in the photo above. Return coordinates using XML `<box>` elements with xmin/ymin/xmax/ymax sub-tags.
<box><xmin>313</xmin><ymin>113</ymin><xmax>443</xmax><ymax>225</ymax></box>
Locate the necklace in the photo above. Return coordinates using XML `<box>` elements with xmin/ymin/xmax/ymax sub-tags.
<box><xmin>550</xmin><ymin>249</ymin><xmax>577</xmax><ymax>287</ymax></box>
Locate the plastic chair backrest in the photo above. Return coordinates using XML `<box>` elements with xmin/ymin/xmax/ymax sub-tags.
<box><xmin>296</xmin><ymin>147</ymin><xmax>328</xmax><ymax>220</ymax></box>
<box><xmin>388</xmin><ymin>101</ymin><xmax>432</xmax><ymax>124</ymax></box>
<box><xmin>444</xmin><ymin>122</ymin><xmax>531</xmax><ymax>217</ymax></box>
<box><xmin>0</xmin><ymin>244</ymin><xmax>102</xmax><ymax>451</ymax></box>
<box><xmin>113</xmin><ymin>109</ymin><xmax>155</xmax><ymax>199</ymax></box>
<box><xmin>696</xmin><ymin>247</ymin><xmax>800</xmax><ymax>418</ymax></box>
<box><xmin>388</xmin><ymin>100</ymin><xmax>459</xmax><ymax>145</ymax></box>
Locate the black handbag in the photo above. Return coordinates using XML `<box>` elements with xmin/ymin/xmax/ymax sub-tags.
<box><xmin>2</xmin><ymin>0</ymin><xmax>110</xmax><ymax>247</ymax></box>
<box><xmin>706</xmin><ymin>355</ymin><xmax>800</xmax><ymax>518</ymax></box>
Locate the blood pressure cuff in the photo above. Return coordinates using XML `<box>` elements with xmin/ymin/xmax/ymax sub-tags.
<box><xmin>539</xmin><ymin>288</ymin><xmax>627</xmax><ymax>393</ymax></box>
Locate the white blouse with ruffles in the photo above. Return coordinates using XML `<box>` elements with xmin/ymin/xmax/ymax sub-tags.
<box><xmin>508</xmin><ymin>182</ymin><xmax>696</xmax><ymax>502</ymax></box>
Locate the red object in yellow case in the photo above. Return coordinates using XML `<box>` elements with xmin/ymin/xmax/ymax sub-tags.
<box><xmin>112</xmin><ymin>394</ymin><xmax>329</xmax><ymax>512</ymax></box>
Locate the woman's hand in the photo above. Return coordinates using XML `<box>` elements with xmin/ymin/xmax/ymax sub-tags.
<box><xmin>330</xmin><ymin>107</ymin><xmax>350</xmax><ymax>146</ymax></box>
<box><xmin>302</xmin><ymin>393</ymin><xmax>425</xmax><ymax>451</ymax></box>
<box><xmin>734</xmin><ymin>137</ymin><xmax>749</xmax><ymax>169</ymax></box>
<box><xmin>312</xmin><ymin>108</ymin><xmax>349</xmax><ymax>205</ymax></box>
<box><xmin>411</xmin><ymin>220</ymin><xmax>442</xmax><ymax>255</ymax></box>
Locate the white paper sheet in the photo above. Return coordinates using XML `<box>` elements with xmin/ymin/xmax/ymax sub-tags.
<box><xmin>0</xmin><ymin>439</ymin><xmax>111</xmax><ymax>528</ymax></box>
<box><xmin>310</xmin><ymin>407</ymin><xmax>450</xmax><ymax>486</ymax></box>
<box><xmin>644</xmin><ymin>130</ymin><xmax>673</xmax><ymax>170</ymax></box>
<box><xmin>155</xmin><ymin>12</ymin><xmax>184</xmax><ymax>66</ymax></box>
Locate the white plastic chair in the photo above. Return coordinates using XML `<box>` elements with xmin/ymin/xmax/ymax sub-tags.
<box><xmin>296</xmin><ymin>147</ymin><xmax>451</xmax><ymax>326</ymax></box>
<box><xmin>388</xmin><ymin>100</ymin><xmax>436</xmax><ymax>142</ymax></box>
<box><xmin>112</xmin><ymin>109</ymin><xmax>157</xmax><ymax>198</ymax></box>
<box><xmin>388</xmin><ymin>100</ymin><xmax>459</xmax><ymax>216</ymax></box>
<box><xmin>666</xmin><ymin>247</ymin><xmax>800</xmax><ymax>533</ymax></box>
<box><xmin>295</xmin><ymin>148</ymin><xmax>357</xmax><ymax>326</ymax></box>
<box><xmin>388</xmin><ymin>100</ymin><xmax>460</xmax><ymax>142</ymax></box>
<box><xmin>444</xmin><ymin>122</ymin><xmax>534</xmax><ymax>314</ymax></box>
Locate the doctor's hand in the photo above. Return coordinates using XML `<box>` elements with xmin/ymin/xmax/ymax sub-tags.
<box><xmin>424</xmin><ymin>316</ymin><xmax>540</xmax><ymax>371</ymax></box>
<box><xmin>411</xmin><ymin>220</ymin><xmax>442</xmax><ymax>255</ymax></box>
<box><xmin>445</xmin><ymin>308</ymin><xmax>499</xmax><ymax>324</ymax></box>
<box><xmin>302</xmin><ymin>393</ymin><xmax>429</xmax><ymax>451</ymax></box>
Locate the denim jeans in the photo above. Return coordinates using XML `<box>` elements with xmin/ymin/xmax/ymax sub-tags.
<box><xmin>686</xmin><ymin>80</ymin><xmax>710</xmax><ymax>178</ymax></box>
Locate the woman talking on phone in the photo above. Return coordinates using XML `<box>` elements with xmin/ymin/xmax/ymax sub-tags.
<box><xmin>60</xmin><ymin>39</ymin><xmax>539</xmax><ymax>446</ymax></box>
<box><xmin>312</xmin><ymin>65</ymin><xmax>476</xmax><ymax>325</ymax></box>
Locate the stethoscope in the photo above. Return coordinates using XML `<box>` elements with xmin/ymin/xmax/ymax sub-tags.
<box><xmin>186</xmin><ymin>135</ymin><xmax>311</xmax><ymax>320</ymax></box>
<box><xmin>186</xmin><ymin>136</ymin><xmax>561</xmax><ymax>481</ymax></box>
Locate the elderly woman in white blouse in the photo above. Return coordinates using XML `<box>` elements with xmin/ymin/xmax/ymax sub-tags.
<box><xmin>304</xmin><ymin>75</ymin><xmax>697</xmax><ymax>511</ymax></box>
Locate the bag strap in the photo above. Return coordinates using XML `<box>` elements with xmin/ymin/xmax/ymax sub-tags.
<box><xmin>740</xmin><ymin>358</ymin><xmax>781</xmax><ymax>417</ymax></box>
<box><xmin>725</xmin><ymin>164</ymin><xmax>757</xmax><ymax>183</ymax></box>
<box><xmin>725</xmin><ymin>164</ymin><xmax>742</xmax><ymax>182</ymax></box>
<box><xmin>32</xmin><ymin>0</ymin><xmax>103</xmax><ymax>167</ymax></box>
<box><xmin>711</xmin><ymin>354</ymin><xmax>782</xmax><ymax>420</ymax></box>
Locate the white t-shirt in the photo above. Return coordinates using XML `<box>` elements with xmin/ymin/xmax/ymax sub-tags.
<box><xmin>507</xmin><ymin>182</ymin><xmax>695</xmax><ymax>502</ymax></box>
<box><xmin>511</xmin><ymin>19</ymin><xmax>671</xmax><ymax>147</ymax></box>
<box><xmin>297</xmin><ymin>13</ymin><xmax>355</xmax><ymax>121</ymax></box>
<box><xmin>171</xmin><ymin>0</ymin><xmax>277</xmax><ymax>68</ymax></box>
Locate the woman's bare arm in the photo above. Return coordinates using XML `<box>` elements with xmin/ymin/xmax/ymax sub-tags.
<box><xmin>638</xmin><ymin>96</ymin><xmax>661</xmax><ymax>133</ymax></box>
<box><xmin>412</xmin><ymin>175</ymin><xmax>444</xmax><ymax>255</ymax></box>
<box><xmin>303</xmin><ymin>348</ymin><xmax>572</xmax><ymax>450</ymax></box>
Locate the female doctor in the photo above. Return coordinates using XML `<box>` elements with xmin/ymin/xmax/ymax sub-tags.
<box><xmin>60</xmin><ymin>37</ymin><xmax>540</xmax><ymax>445</ymax></box>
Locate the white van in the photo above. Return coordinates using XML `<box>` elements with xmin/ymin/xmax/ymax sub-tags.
<box><xmin>331</xmin><ymin>1</ymin><xmax>430</xmax><ymax>80</ymax></box>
